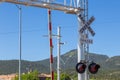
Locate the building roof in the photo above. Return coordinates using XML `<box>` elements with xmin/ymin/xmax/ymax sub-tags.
<box><xmin>38</xmin><ymin>73</ymin><xmax>51</xmax><ymax>78</ymax></box>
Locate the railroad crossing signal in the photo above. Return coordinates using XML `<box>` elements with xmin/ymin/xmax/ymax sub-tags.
<box><xmin>80</xmin><ymin>34</ymin><xmax>93</xmax><ymax>44</ymax></box>
<box><xmin>79</xmin><ymin>16</ymin><xmax>95</xmax><ymax>36</ymax></box>
<box><xmin>88</xmin><ymin>62</ymin><xmax>100</xmax><ymax>74</ymax></box>
<box><xmin>76</xmin><ymin>62</ymin><xmax>100</xmax><ymax>74</ymax></box>
<box><xmin>76</xmin><ymin>62</ymin><xmax>86</xmax><ymax>74</ymax></box>
<box><xmin>80</xmin><ymin>38</ymin><xmax>93</xmax><ymax>44</ymax></box>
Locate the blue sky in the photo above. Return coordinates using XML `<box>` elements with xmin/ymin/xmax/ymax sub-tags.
<box><xmin>0</xmin><ymin>0</ymin><xmax>120</xmax><ymax>61</ymax></box>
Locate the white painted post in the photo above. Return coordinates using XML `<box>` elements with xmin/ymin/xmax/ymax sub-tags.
<box><xmin>57</xmin><ymin>27</ymin><xmax>61</xmax><ymax>80</ymax></box>
<box><xmin>77</xmin><ymin>2</ymin><xmax>85</xmax><ymax>80</ymax></box>
<box><xmin>77</xmin><ymin>16</ymin><xmax>85</xmax><ymax>80</ymax></box>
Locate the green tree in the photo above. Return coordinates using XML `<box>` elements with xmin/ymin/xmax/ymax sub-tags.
<box><xmin>13</xmin><ymin>70</ymin><xmax>39</xmax><ymax>80</ymax></box>
<box><xmin>60</xmin><ymin>73</ymin><xmax>71</xmax><ymax>80</ymax></box>
<box><xmin>46</xmin><ymin>72</ymin><xmax>71</xmax><ymax>80</ymax></box>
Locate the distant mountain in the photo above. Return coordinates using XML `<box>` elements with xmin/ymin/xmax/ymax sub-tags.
<box><xmin>0</xmin><ymin>49</ymin><xmax>119</xmax><ymax>74</ymax></box>
<box><xmin>0</xmin><ymin>60</ymin><xmax>49</xmax><ymax>74</ymax></box>
<box><xmin>104</xmin><ymin>56</ymin><xmax>120</xmax><ymax>70</ymax></box>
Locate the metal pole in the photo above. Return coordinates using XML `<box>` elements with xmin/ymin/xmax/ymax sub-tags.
<box><xmin>77</xmin><ymin>14</ymin><xmax>85</xmax><ymax>80</ymax></box>
<box><xmin>86</xmin><ymin>0</ymin><xmax>90</xmax><ymax>80</ymax></box>
<box><xmin>57</xmin><ymin>27</ymin><xmax>61</xmax><ymax>80</ymax></box>
<box><xmin>18</xmin><ymin>5</ymin><xmax>22</xmax><ymax>80</ymax></box>
<box><xmin>77</xmin><ymin>0</ymin><xmax>87</xmax><ymax>80</ymax></box>
<box><xmin>84</xmin><ymin>0</ymin><xmax>88</xmax><ymax>80</ymax></box>
<box><xmin>48</xmin><ymin>9</ymin><xmax>54</xmax><ymax>80</ymax></box>
<box><xmin>77</xmin><ymin>35</ymin><xmax>85</xmax><ymax>80</ymax></box>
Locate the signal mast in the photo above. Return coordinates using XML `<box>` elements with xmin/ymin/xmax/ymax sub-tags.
<box><xmin>76</xmin><ymin>0</ymin><xmax>100</xmax><ymax>80</ymax></box>
<box><xmin>77</xmin><ymin>0</ymin><xmax>89</xmax><ymax>79</ymax></box>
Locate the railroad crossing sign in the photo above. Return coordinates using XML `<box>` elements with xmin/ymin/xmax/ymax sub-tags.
<box><xmin>79</xmin><ymin>16</ymin><xmax>95</xmax><ymax>36</ymax></box>
<box><xmin>80</xmin><ymin>34</ymin><xmax>93</xmax><ymax>44</ymax></box>
<box><xmin>80</xmin><ymin>38</ymin><xmax>93</xmax><ymax>44</ymax></box>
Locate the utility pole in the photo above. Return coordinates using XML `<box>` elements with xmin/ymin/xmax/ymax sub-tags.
<box><xmin>44</xmin><ymin>26</ymin><xmax>63</xmax><ymax>80</ymax></box>
<box><xmin>18</xmin><ymin>5</ymin><xmax>22</xmax><ymax>80</ymax></box>
<box><xmin>57</xmin><ymin>27</ymin><xmax>64</xmax><ymax>80</ymax></box>
<box><xmin>57</xmin><ymin>27</ymin><xmax>61</xmax><ymax>80</ymax></box>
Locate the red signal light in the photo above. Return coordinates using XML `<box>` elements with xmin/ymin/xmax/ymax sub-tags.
<box><xmin>88</xmin><ymin>62</ymin><xmax>100</xmax><ymax>74</ymax></box>
<box><xmin>76</xmin><ymin>62</ymin><xmax>86</xmax><ymax>74</ymax></box>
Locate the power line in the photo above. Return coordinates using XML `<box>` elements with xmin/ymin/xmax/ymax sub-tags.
<box><xmin>0</xmin><ymin>29</ymin><xmax>47</xmax><ymax>35</ymax></box>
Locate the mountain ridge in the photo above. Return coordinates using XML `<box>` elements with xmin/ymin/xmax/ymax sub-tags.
<box><xmin>0</xmin><ymin>49</ymin><xmax>119</xmax><ymax>74</ymax></box>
